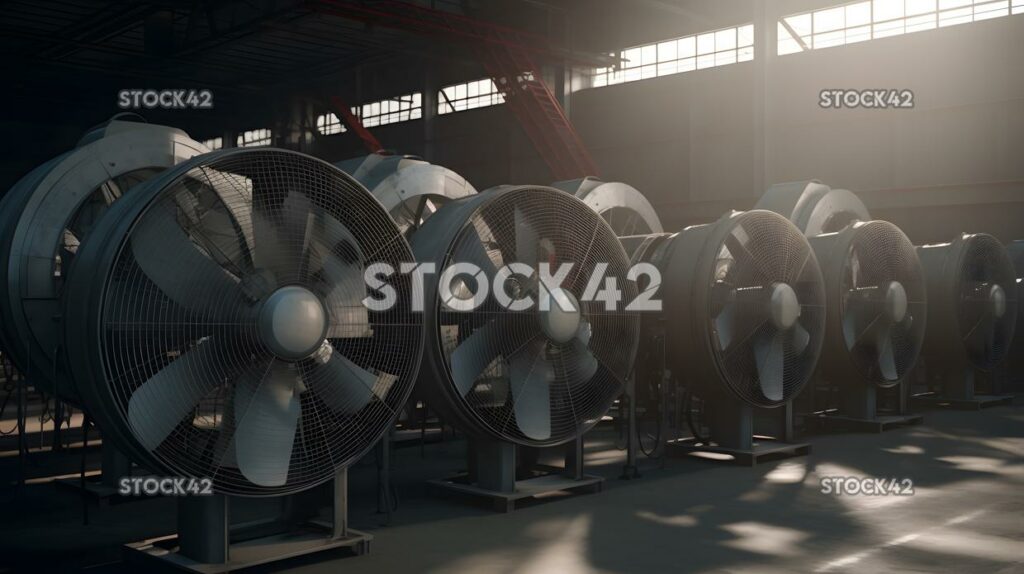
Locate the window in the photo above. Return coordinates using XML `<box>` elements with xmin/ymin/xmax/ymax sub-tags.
<box><xmin>356</xmin><ymin>93</ymin><xmax>422</xmax><ymax>127</ymax></box>
<box><xmin>316</xmin><ymin>112</ymin><xmax>347</xmax><ymax>135</ymax></box>
<box><xmin>236</xmin><ymin>128</ymin><xmax>272</xmax><ymax>148</ymax></box>
<box><xmin>201</xmin><ymin>137</ymin><xmax>222</xmax><ymax>150</ymax></box>
<box><xmin>590</xmin><ymin>24</ymin><xmax>754</xmax><ymax>88</ymax></box>
<box><xmin>438</xmin><ymin>78</ymin><xmax>505</xmax><ymax>114</ymax></box>
<box><xmin>779</xmin><ymin>0</ymin><xmax>1023</xmax><ymax>55</ymax></box>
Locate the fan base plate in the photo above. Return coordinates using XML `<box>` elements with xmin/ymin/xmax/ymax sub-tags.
<box><xmin>124</xmin><ymin>527</ymin><xmax>372</xmax><ymax>573</ymax></box>
<box><xmin>665</xmin><ymin>437</ymin><xmax>811</xmax><ymax>467</ymax></box>
<box><xmin>909</xmin><ymin>392</ymin><xmax>1014</xmax><ymax>411</ymax></box>
<box><xmin>808</xmin><ymin>413</ymin><xmax>924</xmax><ymax>433</ymax></box>
<box><xmin>428</xmin><ymin>472</ymin><xmax>603</xmax><ymax>513</ymax></box>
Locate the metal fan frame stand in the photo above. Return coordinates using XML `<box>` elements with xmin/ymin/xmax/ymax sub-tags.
<box><xmin>428</xmin><ymin>435</ymin><xmax>603</xmax><ymax>513</ymax></box>
<box><xmin>53</xmin><ymin>436</ymin><xmax>142</xmax><ymax>503</ymax></box>
<box><xmin>911</xmin><ymin>360</ymin><xmax>1014</xmax><ymax>410</ymax></box>
<box><xmin>123</xmin><ymin>467</ymin><xmax>372</xmax><ymax>573</ymax></box>
<box><xmin>812</xmin><ymin>377</ymin><xmax>924</xmax><ymax>433</ymax></box>
<box><xmin>666</xmin><ymin>394</ymin><xmax>811</xmax><ymax>467</ymax></box>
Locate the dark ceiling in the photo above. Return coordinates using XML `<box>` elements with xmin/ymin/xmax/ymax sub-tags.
<box><xmin>0</xmin><ymin>0</ymin><xmax>755</xmax><ymax>187</ymax></box>
<box><xmin>0</xmin><ymin>1</ymin><xmax>582</xmax><ymax>124</ymax></box>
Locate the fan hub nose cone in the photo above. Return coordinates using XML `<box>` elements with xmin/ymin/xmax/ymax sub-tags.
<box><xmin>990</xmin><ymin>284</ymin><xmax>1007</xmax><ymax>318</ymax></box>
<box><xmin>769</xmin><ymin>283</ymin><xmax>800</xmax><ymax>330</ymax></box>
<box><xmin>540</xmin><ymin>288</ymin><xmax>581</xmax><ymax>344</ymax></box>
<box><xmin>258</xmin><ymin>286</ymin><xmax>328</xmax><ymax>360</ymax></box>
<box><xmin>885</xmin><ymin>281</ymin><xmax>908</xmax><ymax>323</ymax></box>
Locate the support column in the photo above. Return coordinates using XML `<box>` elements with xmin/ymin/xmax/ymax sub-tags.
<box><xmin>707</xmin><ymin>401</ymin><xmax>753</xmax><ymax>451</ymax></box>
<box><xmin>564</xmin><ymin>434</ymin><xmax>584</xmax><ymax>480</ymax></box>
<box><xmin>178</xmin><ymin>494</ymin><xmax>229</xmax><ymax>564</ymax></box>
<box><xmin>422</xmin><ymin>63</ymin><xmax>438</xmax><ymax>162</ymax></box>
<box><xmin>475</xmin><ymin>441</ymin><xmax>515</xmax><ymax>493</ymax></box>
<box><xmin>621</xmin><ymin>376</ymin><xmax>640</xmax><ymax>479</ymax></box>
<box><xmin>752</xmin><ymin>0</ymin><xmax>770</xmax><ymax>196</ymax></box>
<box><xmin>332</xmin><ymin>467</ymin><xmax>349</xmax><ymax>539</ymax></box>
<box><xmin>943</xmin><ymin>367</ymin><xmax>976</xmax><ymax>400</ymax></box>
<box><xmin>841</xmin><ymin>384</ymin><xmax>877</xmax><ymax>420</ymax></box>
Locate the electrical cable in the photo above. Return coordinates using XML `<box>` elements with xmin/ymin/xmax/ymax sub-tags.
<box><xmin>684</xmin><ymin>389</ymin><xmax>709</xmax><ymax>445</ymax></box>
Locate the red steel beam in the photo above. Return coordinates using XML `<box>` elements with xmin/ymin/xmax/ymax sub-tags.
<box><xmin>328</xmin><ymin>95</ymin><xmax>383</xmax><ymax>153</ymax></box>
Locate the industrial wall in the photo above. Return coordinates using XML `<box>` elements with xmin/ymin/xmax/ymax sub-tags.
<box><xmin>4</xmin><ymin>4</ymin><xmax>1022</xmax><ymax>246</ymax></box>
<box><xmin>309</xmin><ymin>8</ymin><xmax>1024</xmax><ymax>244</ymax></box>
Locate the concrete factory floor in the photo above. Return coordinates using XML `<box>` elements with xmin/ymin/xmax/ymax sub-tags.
<box><xmin>1</xmin><ymin>400</ymin><xmax>1023</xmax><ymax>573</ymax></box>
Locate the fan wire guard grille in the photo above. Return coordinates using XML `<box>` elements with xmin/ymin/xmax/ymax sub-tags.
<box><xmin>706</xmin><ymin>212</ymin><xmax>826</xmax><ymax>407</ymax></box>
<box><xmin>435</xmin><ymin>187</ymin><xmax>639</xmax><ymax>446</ymax></box>
<box><xmin>955</xmin><ymin>234</ymin><xmax>1017</xmax><ymax>370</ymax></box>
<box><xmin>840</xmin><ymin>221</ymin><xmax>926</xmax><ymax>386</ymax></box>
<box><xmin>98</xmin><ymin>149</ymin><xmax>421</xmax><ymax>496</ymax></box>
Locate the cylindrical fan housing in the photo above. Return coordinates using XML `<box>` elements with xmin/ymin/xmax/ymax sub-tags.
<box><xmin>336</xmin><ymin>152</ymin><xmax>476</xmax><ymax>236</ymax></box>
<box><xmin>641</xmin><ymin>211</ymin><xmax>826</xmax><ymax>408</ymax></box>
<box><xmin>0</xmin><ymin>119</ymin><xmax>206</xmax><ymax>393</ymax></box>
<box><xmin>551</xmin><ymin>177</ymin><xmax>664</xmax><ymax>236</ymax></box>
<box><xmin>917</xmin><ymin>233</ymin><xmax>1017</xmax><ymax>371</ymax></box>
<box><xmin>756</xmin><ymin>180</ymin><xmax>871</xmax><ymax>236</ymax></box>
<box><xmin>63</xmin><ymin>148</ymin><xmax>423</xmax><ymax>496</ymax></box>
<box><xmin>809</xmin><ymin>220</ymin><xmax>927</xmax><ymax>388</ymax></box>
<box><xmin>411</xmin><ymin>185</ymin><xmax>639</xmax><ymax>446</ymax></box>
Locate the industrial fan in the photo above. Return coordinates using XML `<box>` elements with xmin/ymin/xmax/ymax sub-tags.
<box><xmin>411</xmin><ymin>185</ymin><xmax>638</xmax><ymax>498</ymax></box>
<box><xmin>337</xmin><ymin>152</ymin><xmax>477</xmax><ymax>237</ymax></box>
<box><xmin>915</xmin><ymin>233</ymin><xmax>1017</xmax><ymax>406</ymax></box>
<box><xmin>755</xmin><ymin>180</ymin><xmax>871</xmax><ymax>236</ymax></box>
<box><xmin>807</xmin><ymin>220</ymin><xmax>927</xmax><ymax>426</ymax></box>
<box><xmin>551</xmin><ymin>177</ymin><xmax>663</xmax><ymax>236</ymax></box>
<box><xmin>61</xmin><ymin>148</ymin><xmax>423</xmax><ymax>497</ymax></box>
<box><xmin>0</xmin><ymin>117</ymin><xmax>207</xmax><ymax>391</ymax></box>
<box><xmin>626</xmin><ymin>210</ymin><xmax>826</xmax><ymax>457</ymax></box>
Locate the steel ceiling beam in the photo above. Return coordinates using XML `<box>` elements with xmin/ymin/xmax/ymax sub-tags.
<box><xmin>307</xmin><ymin>0</ymin><xmax>613</xmax><ymax>67</ymax></box>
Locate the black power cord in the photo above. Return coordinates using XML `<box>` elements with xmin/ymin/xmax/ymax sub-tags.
<box><xmin>684</xmin><ymin>390</ymin><xmax>710</xmax><ymax>445</ymax></box>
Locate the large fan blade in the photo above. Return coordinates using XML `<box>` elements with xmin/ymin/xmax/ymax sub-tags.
<box><xmin>458</xmin><ymin>223</ymin><xmax>498</xmax><ymax>275</ymax></box>
<box><xmin>212</xmin><ymin>389</ymin><xmax>238</xmax><ymax>469</ymax></box>
<box><xmin>308</xmin><ymin>208</ymin><xmax>361</xmax><ymax>276</ymax></box>
<box><xmin>754</xmin><ymin>331</ymin><xmax>784</xmax><ymax>402</ymax></box>
<box><xmin>320</xmin><ymin>253</ymin><xmax>370</xmax><ymax>338</ymax></box>
<box><xmin>876</xmin><ymin>326</ymin><xmax>898</xmax><ymax>381</ymax></box>
<box><xmin>252</xmin><ymin>209</ymin><xmax>283</xmax><ymax>273</ymax></box>
<box><xmin>192</xmin><ymin>165</ymin><xmax>255</xmax><ymax>254</ymax></box>
<box><xmin>842</xmin><ymin>289</ymin><xmax>881</xmax><ymax>348</ymax></box>
<box><xmin>233</xmin><ymin>362</ymin><xmax>301</xmax><ymax>487</ymax></box>
<box><xmin>515</xmin><ymin>207</ymin><xmax>539</xmax><ymax>267</ymax></box>
<box><xmin>966</xmin><ymin>314</ymin><xmax>995</xmax><ymax>358</ymax></box>
<box><xmin>564</xmin><ymin>328</ymin><xmax>599</xmax><ymax>389</ymax></box>
<box><xmin>450</xmin><ymin>320</ymin><xmax>504</xmax><ymax>397</ymax></box>
<box><xmin>252</xmin><ymin>190</ymin><xmax>313</xmax><ymax>282</ymax></box>
<box><xmin>715</xmin><ymin>301</ymin><xmax>737</xmax><ymax>349</ymax></box>
<box><xmin>131</xmin><ymin>203</ymin><xmax>245</xmax><ymax>317</ymax></box>
<box><xmin>509</xmin><ymin>341</ymin><xmax>554</xmax><ymax>440</ymax></box>
<box><xmin>306</xmin><ymin>342</ymin><xmax>393</xmax><ymax>415</ymax></box>
<box><xmin>193</xmin><ymin>204</ymin><xmax>247</xmax><ymax>270</ymax></box>
<box><xmin>790</xmin><ymin>322</ymin><xmax>810</xmax><ymax>355</ymax></box>
<box><xmin>576</xmin><ymin>319</ymin><xmax>592</xmax><ymax>347</ymax></box>
<box><xmin>127</xmin><ymin>338</ymin><xmax>227</xmax><ymax>451</ymax></box>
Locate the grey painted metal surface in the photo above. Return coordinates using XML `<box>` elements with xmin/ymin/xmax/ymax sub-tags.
<box><xmin>0</xmin><ymin>119</ymin><xmax>207</xmax><ymax>393</ymax></box>
<box><xmin>337</xmin><ymin>153</ymin><xmax>476</xmax><ymax>236</ymax></box>
<box><xmin>551</xmin><ymin>177</ymin><xmax>663</xmax><ymax>236</ymax></box>
<box><xmin>756</xmin><ymin>180</ymin><xmax>871</xmax><ymax>237</ymax></box>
